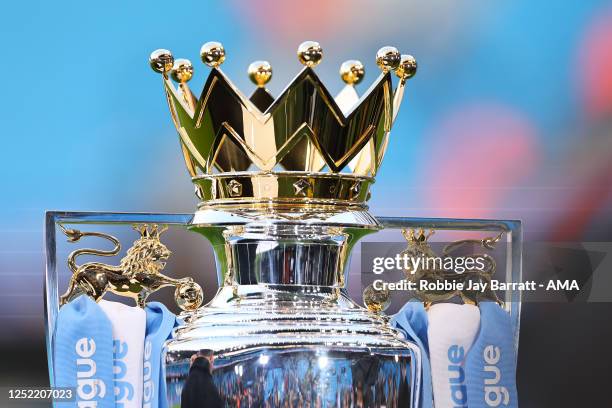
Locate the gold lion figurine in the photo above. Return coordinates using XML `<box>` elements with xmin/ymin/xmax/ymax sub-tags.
<box><xmin>59</xmin><ymin>224</ymin><xmax>203</xmax><ymax>311</ymax></box>
<box><xmin>401</xmin><ymin>228</ymin><xmax>503</xmax><ymax>305</ymax></box>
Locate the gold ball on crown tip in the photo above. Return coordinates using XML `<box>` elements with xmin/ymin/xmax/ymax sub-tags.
<box><xmin>375</xmin><ymin>46</ymin><xmax>401</xmax><ymax>72</ymax></box>
<box><xmin>395</xmin><ymin>54</ymin><xmax>417</xmax><ymax>80</ymax></box>
<box><xmin>149</xmin><ymin>49</ymin><xmax>174</xmax><ymax>74</ymax></box>
<box><xmin>339</xmin><ymin>60</ymin><xmax>365</xmax><ymax>85</ymax></box>
<box><xmin>248</xmin><ymin>61</ymin><xmax>273</xmax><ymax>87</ymax></box>
<box><xmin>200</xmin><ymin>41</ymin><xmax>226</xmax><ymax>68</ymax></box>
<box><xmin>171</xmin><ymin>58</ymin><xmax>194</xmax><ymax>83</ymax></box>
<box><xmin>297</xmin><ymin>41</ymin><xmax>323</xmax><ymax>67</ymax></box>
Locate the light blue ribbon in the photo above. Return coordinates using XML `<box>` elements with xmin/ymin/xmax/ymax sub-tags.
<box><xmin>143</xmin><ymin>302</ymin><xmax>182</xmax><ymax>408</ymax></box>
<box><xmin>392</xmin><ymin>301</ymin><xmax>434</xmax><ymax>408</ymax></box>
<box><xmin>465</xmin><ymin>302</ymin><xmax>518</xmax><ymax>408</ymax></box>
<box><xmin>54</xmin><ymin>295</ymin><xmax>115</xmax><ymax>408</ymax></box>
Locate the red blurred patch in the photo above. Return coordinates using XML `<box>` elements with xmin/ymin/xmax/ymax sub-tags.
<box><xmin>425</xmin><ymin>104</ymin><xmax>538</xmax><ymax>218</ymax></box>
<box><xmin>228</xmin><ymin>0</ymin><xmax>350</xmax><ymax>46</ymax></box>
<box><xmin>579</xmin><ymin>8</ymin><xmax>612</xmax><ymax>118</ymax></box>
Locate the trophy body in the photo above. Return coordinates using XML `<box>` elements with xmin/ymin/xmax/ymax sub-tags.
<box><xmin>164</xmin><ymin>209</ymin><xmax>420</xmax><ymax>407</ymax></box>
<box><xmin>149</xmin><ymin>41</ymin><xmax>422</xmax><ymax>406</ymax></box>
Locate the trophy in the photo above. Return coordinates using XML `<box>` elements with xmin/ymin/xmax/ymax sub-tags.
<box><xmin>44</xmin><ymin>40</ymin><xmax>522</xmax><ymax>408</ymax></box>
<box><xmin>149</xmin><ymin>41</ymin><xmax>422</xmax><ymax>407</ymax></box>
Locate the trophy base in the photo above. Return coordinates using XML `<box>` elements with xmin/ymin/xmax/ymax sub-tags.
<box><xmin>164</xmin><ymin>285</ymin><xmax>421</xmax><ymax>407</ymax></box>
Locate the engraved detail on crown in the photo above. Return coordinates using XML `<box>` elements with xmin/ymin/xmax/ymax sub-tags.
<box><xmin>293</xmin><ymin>178</ymin><xmax>312</xmax><ymax>197</ymax></box>
<box><xmin>151</xmin><ymin>42</ymin><xmax>416</xmax><ymax>208</ymax></box>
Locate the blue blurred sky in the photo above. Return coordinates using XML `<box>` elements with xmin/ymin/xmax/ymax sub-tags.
<box><xmin>1</xmin><ymin>0</ymin><xmax>612</xmax><ymax>340</ymax></box>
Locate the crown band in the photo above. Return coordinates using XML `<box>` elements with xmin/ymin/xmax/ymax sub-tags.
<box><xmin>193</xmin><ymin>172</ymin><xmax>373</xmax><ymax>208</ymax></box>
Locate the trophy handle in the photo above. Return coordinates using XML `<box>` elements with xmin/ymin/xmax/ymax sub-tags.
<box><xmin>371</xmin><ymin>217</ymin><xmax>522</xmax><ymax>356</ymax></box>
<box><xmin>55</xmin><ymin>223</ymin><xmax>203</xmax><ymax>310</ymax></box>
<box><xmin>44</xmin><ymin>211</ymin><xmax>194</xmax><ymax>387</ymax></box>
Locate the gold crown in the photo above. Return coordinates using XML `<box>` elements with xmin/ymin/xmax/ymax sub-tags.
<box><xmin>150</xmin><ymin>41</ymin><xmax>416</xmax><ymax>210</ymax></box>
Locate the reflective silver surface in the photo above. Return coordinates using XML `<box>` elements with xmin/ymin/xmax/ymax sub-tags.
<box><xmin>163</xmin><ymin>212</ymin><xmax>421</xmax><ymax>407</ymax></box>
<box><xmin>167</xmin><ymin>348</ymin><xmax>415</xmax><ymax>407</ymax></box>
<box><xmin>165</xmin><ymin>285</ymin><xmax>420</xmax><ymax>408</ymax></box>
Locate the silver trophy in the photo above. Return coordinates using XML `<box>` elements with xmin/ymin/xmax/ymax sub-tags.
<box><xmin>151</xmin><ymin>41</ymin><xmax>422</xmax><ymax>407</ymax></box>
<box><xmin>44</xmin><ymin>40</ymin><xmax>522</xmax><ymax>408</ymax></box>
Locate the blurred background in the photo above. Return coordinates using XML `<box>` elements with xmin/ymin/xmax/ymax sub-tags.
<box><xmin>1</xmin><ymin>0</ymin><xmax>612</xmax><ymax>406</ymax></box>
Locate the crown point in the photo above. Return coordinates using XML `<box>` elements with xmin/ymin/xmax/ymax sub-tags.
<box><xmin>149</xmin><ymin>49</ymin><xmax>174</xmax><ymax>74</ymax></box>
<box><xmin>339</xmin><ymin>60</ymin><xmax>365</xmax><ymax>85</ymax></box>
<box><xmin>248</xmin><ymin>61</ymin><xmax>273</xmax><ymax>87</ymax></box>
<box><xmin>297</xmin><ymin>41</ymin><xmax>323</xmax><ymax>67</ymax></box>
<box><xmin>375</xmin><ymin>46</ymin><xmax>401</xmax><ymax>72</ymax></box>
<box><xmin>396</xmin><ymin>54</ymin><xmax>417</xmax><ymax>80</ymax></box>
<box><xmin>170</xmin><ymin>58</ymin><xmax>194</xmax><ymax>83</ymax></box>
<box><xmin>200</xmin><ymin>41</ymin><xmax>226</xmax><ymax>68</ymax></box>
